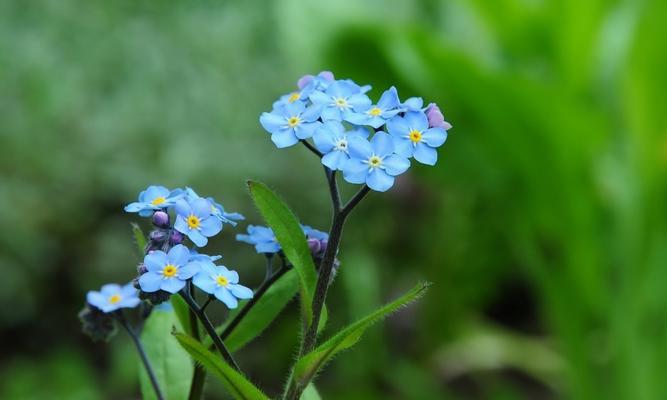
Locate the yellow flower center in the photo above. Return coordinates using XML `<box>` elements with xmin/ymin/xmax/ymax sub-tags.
<box><xmin>287</xmin><ymin>116</ymin><xmax>301</xmax><ymax>128</ymax></box>
<box><xmin>368</xmin><ymin>107</ymin><xmax>382</xmax><ymax>116</ymax></box>
<box><xmin>216</xmin><ymin>275</ymin><xmax>229</xmax><ymax>287</ymax></box>
<box><xmin>334</xmin><ymin>97</ymin><xmax>348</xmax><ymax>108</ymax></box>
<box><xmin>409</xmin><ymin>129</ymin><xmax>422</xmax><ymax>143</ymax></box>
<box><xmin>369</xmin><ymin>156</ymin><xmax>382</xmax><ymax>168</ymax></box>
<box><xmin>187</xmin><ymin>214</ymin><xmax>201</xmax><ymax>229</ymax></box>
<box><xmin>287</xmin><ymin>92</ymin><xmax>301</xmax><ymax>103</ymax></box>
<box><xmin>151</xmin><ymin>196</ymin><xmax>166</xmax><ymax>206</ymax></box>
<box><xmin>162</xmin><ymin>264</ymin><xmax>177</xmax><ymax>278</ymax></box>
<box><xmin>108</xmin><ymin>294</ymin><xmax>122</xmax><ymax>304</ymax></box>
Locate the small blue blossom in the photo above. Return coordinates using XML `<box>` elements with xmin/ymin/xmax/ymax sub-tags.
<box><xmin>138</xmin><ymin>245</ymin><xmax>200</xmax><ymax>294</ymax></box>
<box><xmin>387</xmin><ymin>111</ymin><xmax>447</xmax><ymax>165</ymax></box>
<box><xmin>297</xmin><ymin>71</ymin><xmax>335</xmax><ymax>91</ymax></box>
<box><xmin>189</xmin><ymin>249</ymin><xmax>222</xmax><ymax>263</ymax></box>
<box><xmin>309</xmin><ymin>80</ymin><xmax>372</xmax><ymax>122</ymax></box>
<box><xmin>236</xmin><ymin>225</ymin><xmax>280</xmax><ymax>254</ymax></box>
<box><xmin>342</xmin><ymin>132</ymin><xmax>411</xmax><ymax>192</ymax></box>
<box><xmin>174</xmin><ymin>198</ymin><xmax>223</xmax><ymax>247</ymax></box>
<box><xmin>260</xmin><ymin>102</ymin><xmax>323</xmax><ymax>148</ymax></box>
<box><xmin>192</xmin><ymin>261</ymin><xmax>253</xmax><ymax>309</ymax></box>
<box><xmin>301</xmin><ymin>225</ymin><xmax>329</xmax><ymax>241</ymax></box>
<box><xmin>182</xmin><ymin>187</ymin><xmax>244</xmax><ymax>224</ymax></box>
<box><xmin>124</xmin><ymin>185</ymin><xmax>182</xmax><ymax>217</ymax></box>
<box><xmin>87</xmin><ymin>282</ymin><xmax>141</xmax><ymax>313</ymax></box>
<box><xmin>313</xmin><ymin>121</ymin><xmax>369</xmax><ymax>171</ymax></box>
<box><xmin>346</xmin><ymin>87</ymin><xmax>402</xmax><ymax>128</ymax></box>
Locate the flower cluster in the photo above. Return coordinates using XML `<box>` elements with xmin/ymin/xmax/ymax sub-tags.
<box><xmin>237</xmin><ymin>224</ymin><xmax>329</xmax><ymax>256</ymax></box>
<box><xmin>260</xmin><ymin>71</ymin><xmax>452</xmax><ymax>191</ymax></box>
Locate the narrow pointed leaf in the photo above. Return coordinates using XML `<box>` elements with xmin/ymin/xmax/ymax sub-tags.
<box><xmin>293</xmin><ymin>282</ymin><xmax>430</xmax><ymax>390</ymax></box>
<box><xmin>174</xmin><ymin>333</ymin><xmax>269</xmax><ymax>400</ymax></box>
<box><xmin>302</xmin><ymin>383</ymin><xmax>322</xmax><ymax>400</ymax></box>
<box><xmin>170</xmin><ymin>295</ymin><xmax>193</xmax><ymax>337</ymax></box>
<box><xmin>247</xmin><ymin>180</ymin><xmax>318</xmax><ymax>326</ymax></box>
<box><xmin>131</xmin><ymin>223</ymin><xmax>147</xmax><ymax>257</ymax></box>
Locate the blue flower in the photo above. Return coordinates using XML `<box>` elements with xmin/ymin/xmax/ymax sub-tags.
<box><xmin>192</xmin><ymin>261</ymin><xmax>253</xmax><ymax>309</ymax></box>
<box><xmin>387</xmin><ymin>111</ymin><xmax>447</xmax><ymax>165</ymax></box>
<box><xmin>87</xmin><ymin>282</ymin><xmax>141</xmax><ymax>313</ymax></box>
<box><xmin>174</xmin><ymin>198</ymin><xmax>223</xmax><ymax>247</ymax></box>
<box><xmin>138</xmin><ymin>245</ymin><xmax>200</xmax><ymax>294</ymax></box>
<box><xmin>189</xmin><ymin>249</ymin><xmax>222</xmax><ymax>263</ymax></box>
<box><xmin>400</xmin><ymin>96</ymin><xmax>424</xmax><ymax>112</ymax></box>
<box><xmin>309</xmin><ymin>80</ymin><xmax>372</xmax><ymax>122</ymax></box>
<box><xmin>342</xmin><ymin>132</ymin><xmax>411</xmax><ymax>192</ymax></box>
<box><xmin>301</xmin><ymin>225</ymin><xmax>329</xmax><ymax>241</ymax></box>
<box><xmin>124</xmin><ymin>185</ymin><xmax>182</xmax><ymax>217</ymax></box>
<box><xmin>182</xmin><ymin>187</ymin><xmax>244</xmax><ymax>224</ymax></box>
<box><xmin>313</xmin><ymin>121</ymin><xmax>369</xmax><ymax>171</ymax></box>
<box><xmin>297</xmin><ymin>71</ymin><xmax>335</xmax><ymax>91</ymax></box>
<box><xmin>260</xmin><ymin>102</ymin><xmax>323</xmax><ymax>148</ymax></box>
<box><xmin>346</xmin><ymin>87</ymin><xmax>402</xmax><ymax>128</ymax></box>
<box><xmin>236</xmin><ymin>225</ymin><xmax>280</xmax><ymax>254</ymax></box>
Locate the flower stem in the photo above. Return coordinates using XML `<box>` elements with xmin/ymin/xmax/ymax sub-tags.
<box><xmin>116</xmin><ymin>312</ymin><xmax>165</xmax><ymax>400</ymax></box>
<box><xmin>187</xmin><ymin>282</ymin><xmax>206</xmax><ymax>400</ymax></box>
<box><xmin>300</xmin><ymin>139</ymin><xmax>323</xmax><ymax>158</ymax></box>
<box><xmin>179</xmin><ymin>290</ymin><xmax>241</xmax><ymax>371</ymax></box>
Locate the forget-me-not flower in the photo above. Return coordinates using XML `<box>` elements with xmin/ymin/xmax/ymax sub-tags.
<box><xmin>309</xmin><ymin>80</ymin><xmax>371</xmax><ymax>122</ymax></box>
<box><xmin>189</xmin><ymin>249</ymin><xmax>222</xmax><ymax>263</ymax></box>
<box><xmin>342</xmin><ymin>132</ymin><xmax>410</xmax><ymax>192</ymax></box>
<box><xmin>192</xmin><ymin>262</ymin><xmax>253</xmax><ymax>309</ymax></box>
<box><xmin>87</xmin><ymin>282</ymin><xmax>141</xmax><ymax>313</ymax></box>
<box><xmin>174</xmin><ymin>198</ymin><xmax>223</xmax><ymax>247</ymax></box>
<box><xmin>260</xmin><ymin>102</ymin><xmax>323</xmax><ymax>148</ymax></box>
<box><xmin>182</xmin><ymin>187</ymin><xmax>244</xmax><ymax>224</ymax></box>
<box><xmin>387</xmin><ymin>111</ymin><xmax>447</xmax><ymax>165</ymax></box>
<box><xmin>313</xmin><ymin>121</ymin><xmax>369</xmax><ymax>171</ymax></box>
<box><xmin>138</xmin><ymin>245</ymin><xmax>200</xmax><ymax>294</ymax></box>
<box><xmin>236</xmin><ymin>225</ymin><xmax>280</xmax><ymax>254</ymax></box>
<box><xmin>347</xmin><ymin>87</ymin><xmax>402</xmax><ymax>128</ymax></box>
<box><xmin>124</xmin><ymin>185</ymin><xmax>182</xmax><ymax>217</ymax></box>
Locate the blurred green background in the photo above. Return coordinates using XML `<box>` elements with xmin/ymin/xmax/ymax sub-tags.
<box><xmin>2</xmin><ymin>0</ymin><xmax>666</xmax><ymax>399</ymax></box>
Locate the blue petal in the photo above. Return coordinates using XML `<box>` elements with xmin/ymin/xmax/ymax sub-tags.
<box><xmin>313</xmin><ymin>125</ymin><xmax>337</xmax><ymax>152</ymax></box>
<box><xmin>294</xmin><ymin>121</ymin><xmax>320</xmax><ymax>140</ymax></box>
<box><xmin>386</xmin><ymin>115</ymin><xmax>409</xmax><ymax>136</ymax></box>
<box><xmin>161</xmin><ymin>278</ymin><xmax>185</xmax><ymax>294</ymax></box>
<box><xmin>271</xmin><ymin>130</ymin><xmax>299</xmax><ymax>148</ymax></box>
<box><xmin>344</xmin><ymin>112</ymin><xmax>369</xmax><ymax>125</ymax></box>
<box><xmin>347</xmin><ymin>127</ymin><xmax>370</xmax><ymax>139</ymax></box>
<box><xmin>215</xmin><ymin>287</ymin><xmax>238</xmax><ymax>309</ymax></box>
<box><xmin>124</xmin><ymin>202</ymin><xmax>146</xmax><ymax>212</ymax></box>
<box><xmin>144</xmin><ymin>186</ymin><xmax>170</xmax><ymax>202</ymax></box>
<box><xmin>236</xmin><ymin>233</ymin><xmax>255</xmax><ymax>245</ymax></box>
<box><xmin>138</xmin><ymin>209</ymin><xmax>155</xmax><ymax>217</ymax></box>
<box><xmin>255</xmin><ymin>241</ymin><xmax>281</xmax><ymax>253</ymax></box>
<box><xmin>370</xmin><ymin>132</ymin><xmax>394</xmax><ymax>156</ymax></box>
<box><xmin>222</xmin><ymin>268</ymin><xmax>239</xmax><ymax>284</ymax></box>
<box><xmin>144</xmin><ymin>251</ymin><xmax>168</xmax><ymax>272</ymax></box>
<box><xmin>174</xmin><ymin>199</ymin><xmax>191</xmax><ymax>217</ymax></box>
<box><xmin>178</xmin><ymin>261</ymin><xmax>201</xmax><ymax>279</ymax></box>
<box><xmin>413</xmin><ymin>143</ymin><xmax>438</xmax><ymax>165</ymax></box>
<box><xmin>121</xmin><ymin>283</ymin><xmax>138</xmax><ymax>297</ymax></box>
<box><xmin>192</xmin><ymin>198</ymin><xmax>212</xmax><ymax>218</ymax></box>
<box><xmin>199</xmin><ymin>216</ymin><xmax>222</xmax><ymax>237</ymax></box>
<box><xmin>347</xmin><ymin>136</ymin><xmax>373</xmax><ymax>160</ymax></box>
<box><xmin>193</xmin><ymin>273</ymin><xmax>216</xmax><ymax>294</ymax></box>
<box><xmin>422</xmin><ymin>128</ymin><xmax>447</xmax><ymax>147</ymax></box>
<box><xmin>366</xmin><ymin>169</ymin><xmax>395</xmax><ymax>192</ymax></box>
<box><xmin>342</xmin><ymin>159</ymin><xmax>369</xmax><ymax>184</ymax></box>
<box><xmin>139</xmin><ymin>272</ymin><xmax>163</xmax><ymax>293</ymax></box>
<box><xmin>118</xmin><ymin>297</ymin><xmax>141</xmax><ymax>309</ymax></box>
<box><xmin>86</xmin><ymin>291</ymin><xmax>106</xmax><ymax>309</ymax></box>
<box><xmin>392</xmin><ymin>137</ymin><xmax>414</xmax><ymax>157</ymax></box>
<box><xmin>383</xmin><ymin>155</ymin><xmax>411</xmax><ymax>176</ymax></box>
<box><xmin>301</xmin><ymin>104</ymin><xmax>323</xmax><ymax>121</ymax></box>
<box><xmin>377</xmin><ymin>86</ymin><xmax>400</xmax><ymax>109</ymax></box>
<box><xmin>401</xmin><ymin>97</ymin><xmax>424</xmax><ymax>111</ymax></box>
<box><xmin>168</xmin><ymin>244</ymin><xmax>190</xmax><ymax>267</ymax></box>
<box><xmin>308</xmin><ymin>90</ymin><xmax>330</xmax><ymax>105</ymax></box>
<box><xmin>188</xmin><ymin>230</ymin><xmax>208</xmax><ymax>247</ymax></box>
<box><xmin>320</xmin><ymin>107</ymin><xmax>342</xmax><ymax>121</ymax></box>
<box><xmin>174</xmin><ymin>215</ymin><xmax>189</xmax><ymax>235</ymax></box>
<box><xmin>347</xmin><ymin>94</ymin><xmax>372</xmax><ymax>110</ymax></box>
<box><xmin>322</xmin><ymin>150</ymin><xmax>348</xmax><ymax>171</ymax></box>
<box><xmin>101</xmin><ymin>284</ymin><xmax>121</xmax><ymax>295</ymax></box>
<box><xmin>404</xmin><ymin>111</ymin><xmax>429</xmax><ymax>131</ymax></box>
<box><xmin>229</xmin><ymin>284</ymin><xmax>253</xmax><ymax>299</ymax></box>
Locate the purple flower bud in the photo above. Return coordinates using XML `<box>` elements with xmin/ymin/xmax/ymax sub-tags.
<box><xmin>152</xmin><ymin>211</ymin><xmax>170</xmax><ymax>228</ymax></box>
<box><xmin>297</xmin><ymin>71</ymin><xmax>335</xmax><ymax>89</ymax></box>
<box><xmin>425</xmin><ymin>103</ymin><xmax>452</xmax><ymax>130</ymax></box>
<box><xmin>169</xmin><ymin>230</ymin><xmax>184</xmax><ymax>245</ymax></box>
<box><xmin>137</xmin><ymin>263</ymin><xmax>148</xmax><ymax>275</ymax></box>
<box><xmin>307</xmin><ymin>238</ymin><xmax>322</xmax><ymax>255</ymax></box>
<box><xmin>149</xmin><ymin>230</ymin><xmax>166</xmax><ymax>242</ymax></box>
<box><xmin>318</xmin><ymin>71</ymin><xmax>334</xmax><ymax>81</ymax></box>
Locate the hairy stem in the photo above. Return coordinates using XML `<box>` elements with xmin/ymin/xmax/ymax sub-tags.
<box><xmin>116</xmin><ymin>312</ymin><xmax>165</xmax><ymax>400</ymax></box>
<box><xmin>180</xmin><ymin>291</ymin><xmax>241</xmax><ymax>371</ymax></box>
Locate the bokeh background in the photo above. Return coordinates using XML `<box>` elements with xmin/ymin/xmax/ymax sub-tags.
<box><xmin>2</xmin><ymin>0</ymin><xmax>666</xmax><ymax>399</ymax></box>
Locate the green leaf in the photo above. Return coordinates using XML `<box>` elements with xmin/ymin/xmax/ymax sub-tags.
<box><xmin>225</xmin><ymin>269</ymin><xmax>299</xmax><ymax>352</ymax></box>
<box><xmin>247</xmin><ymin>181</ymin><xmax>318</xmax><ymax>326</ymax></box>
<box><xmin>170</xmin><ymin>295</ymin><xmax>193</xmax><ymax>337</ymax></box>
<box><xmin>173</xmin><ymin>333</ymin><xmax>270</xmax><ymax>400</ymax></box>
<box><xmin>139</xmin><ymin>308</ymin><xmax>193</xmax><ymax>400</ymax></box>
<box><xmin>131</xmin><ymin>223</ymin><xmax>147</xmax><ymax>257</ymax></box>
<box><xmin>292</xmin><ymin>282</ymin><xmax>430</xmax><ymax>390</ymax></box>
<box><xmin>302</xmin><ymin>383</ymin><xmax>322</xmax><ymax>400</ymax></box>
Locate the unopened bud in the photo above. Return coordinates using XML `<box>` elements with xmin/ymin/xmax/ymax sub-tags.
<box><xmin>425</xmin><ymin>103</ymin><xmax>452</xmax><ymax>130</ymax></box>
<box><xmin>152</xmin><ymin>211</ymin><xmax>170</xmax><ymax>228</ymax></box>
<box><xmin>169</xmin><ymin>230</ymin><xmax>184</xmax><ymax>245</ymax></box>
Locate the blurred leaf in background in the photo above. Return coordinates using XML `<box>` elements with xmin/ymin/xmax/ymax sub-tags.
<box><xmin>1</xmin><ymin>0</ymin><xmax>667</xmax><ymax>399</ymax></box>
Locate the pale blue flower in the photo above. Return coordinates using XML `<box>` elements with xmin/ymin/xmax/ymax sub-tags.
<box><xmin>192</xmin><ymin>261</ymin><xmax>253</xmax><ymax>309</ymax></box>
<box><xmin>346</xmin><ymin>87</ymin><xmax>402</xmax><ymax>128</ymax></box>
<box><xmin>124</xmin><ymin>185</ymin><xmax>182</xmax><ymax>217</ymax></box>
<box><xmin>174</xmin><ymin>198</ymin><xmax>223</xmax><ymax>247</ymax></box>
<box><xmin>181</xmin><ymin>187</ymin><xmax>244</xmax><ymax>224</ymax></box>
<box><xmin>87</xmin><ymin>282</ymin><xmax>140</xmax><ymax>313</ymax></box>
<box><xmin>236</xmin><ymin>225</ymin><xmax>280</xmax><ymax>254</ymax></box>
<box><xmin>387</xmin><ymin>111</ymin><xmax>447</xmax><ymax>165</ymax></box>
<box><xmin>138</xmin><ymin>245</ymin><xmax>200</xmax><ymax>294</ymax></box>
<box><xmin>189</xmin><ymin>249</ymin><xmax>222</xmax><ymax>263</ymax></box>
<box><xmin>260</xmin><ymin>102</ymin><xmax>323</xmax><ymax>148</ymax></box>
<box><xmin>342</xmin><ymin>132</ymin><xmax>411</xmax><ymax>192</ymax></box>
<box><xmin>313</xmin><ymin>121</ymin><xmax>369</xmax><ymax>170</ymax></box>
<box><xmin>309</xmin><ymin>80</ymin><xmax>371</xmax><ymax>122</ymax></box>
